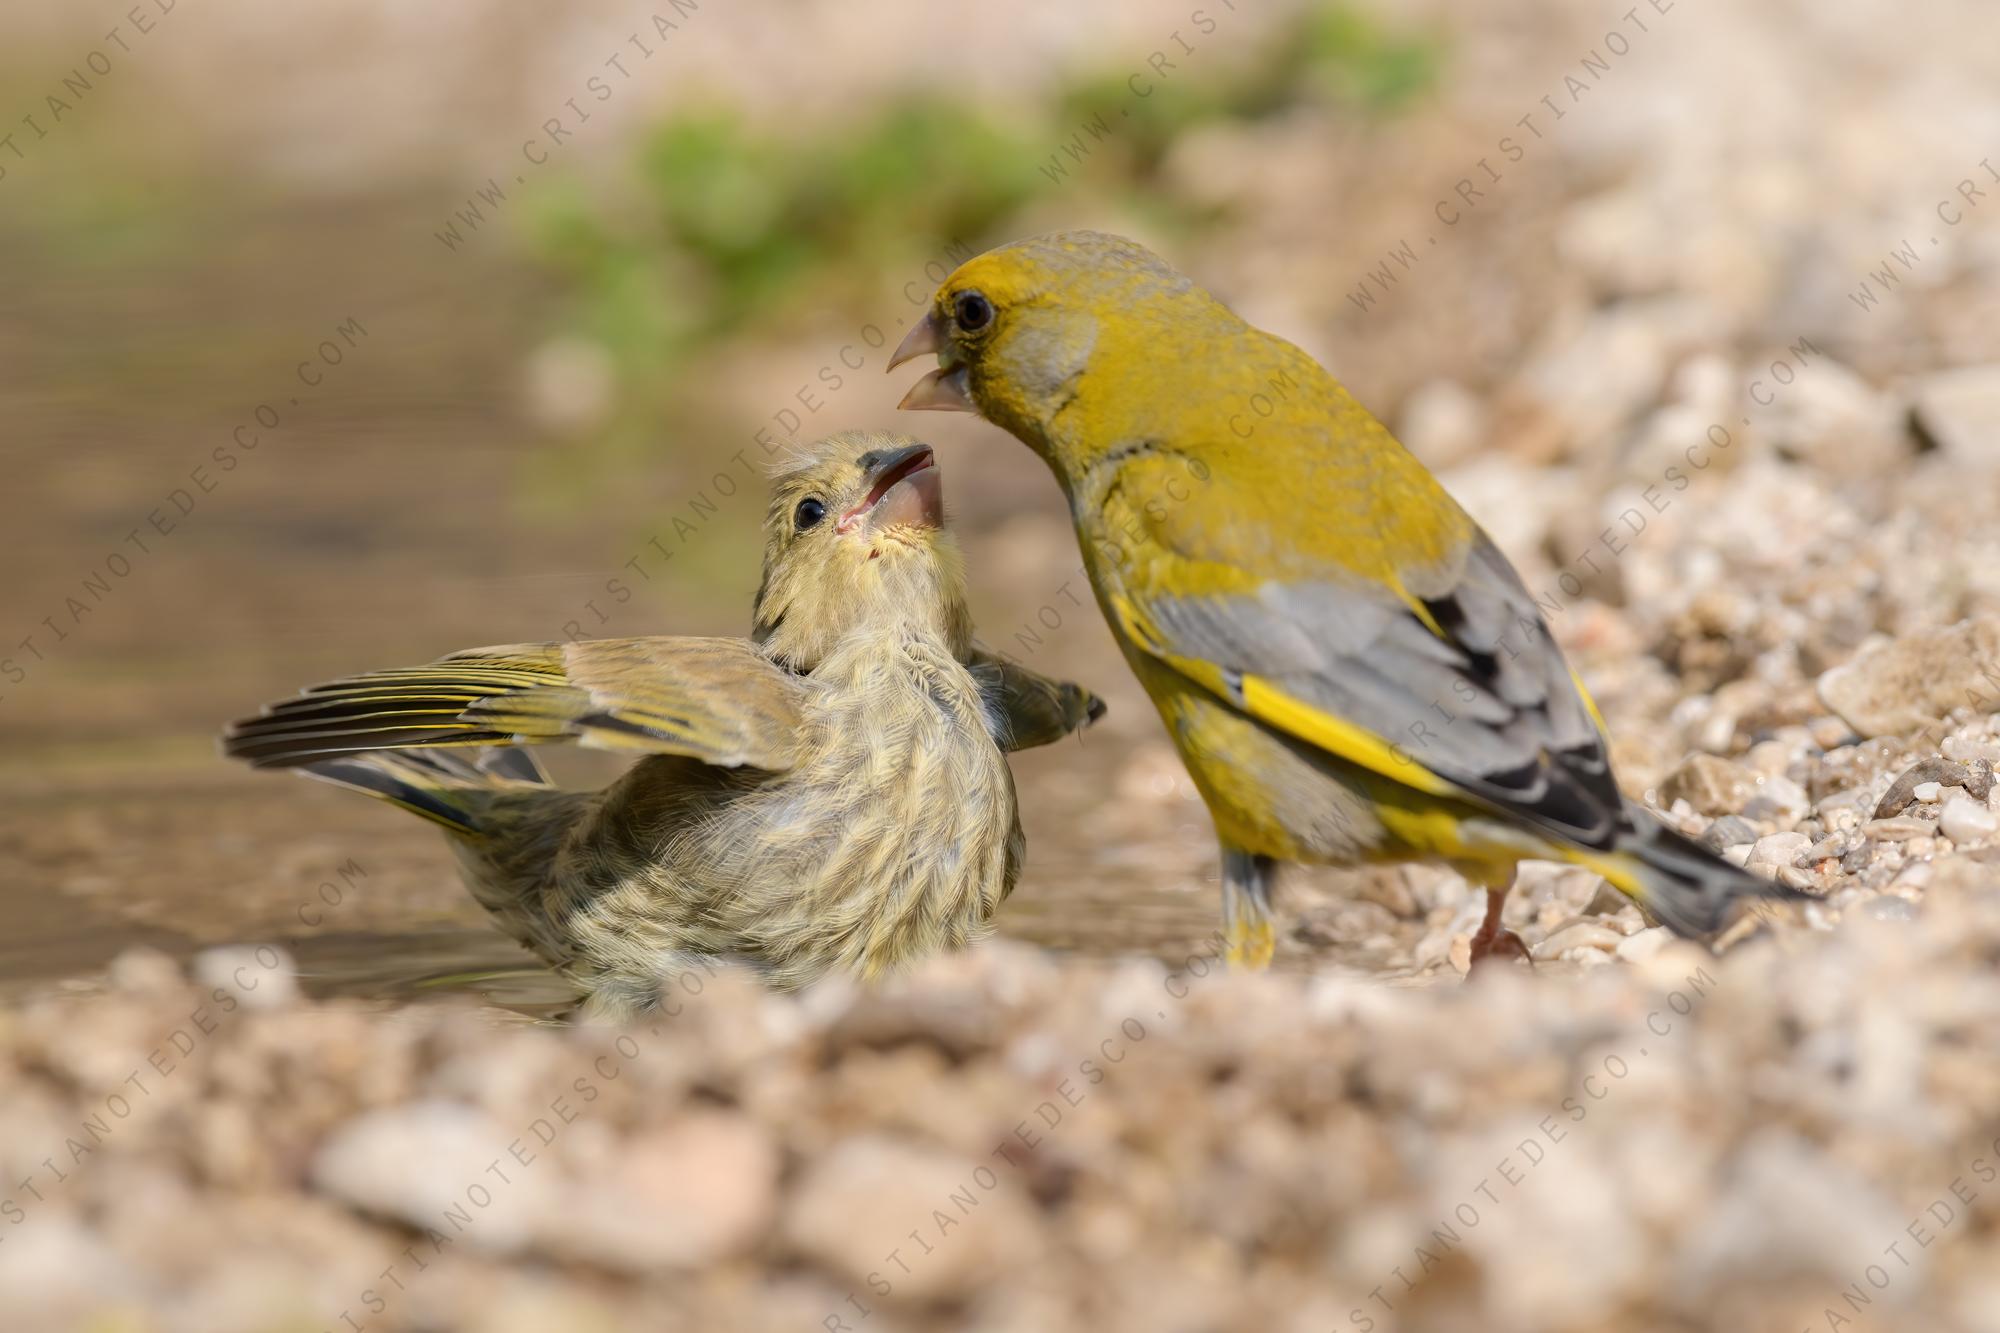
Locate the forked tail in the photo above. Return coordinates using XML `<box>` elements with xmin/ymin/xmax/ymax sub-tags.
<box><xmin>1583</xmin><ymin>801</ymin><xmax>1811</xmax><ymax>939</ymax></box>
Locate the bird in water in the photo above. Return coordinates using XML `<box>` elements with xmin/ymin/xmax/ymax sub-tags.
<box><xmin>224</xmin><ymin>432</ymin><xmax>1103</xmax><ymax>1016</ymax></box>
<box><xmin>890</xmin><ymin>230</ymin><xmax>1800</xmax><ymax>971</ymax></box>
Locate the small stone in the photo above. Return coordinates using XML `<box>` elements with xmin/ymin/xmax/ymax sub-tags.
<box><xmin>105</xmin><ymin>947</ymin><xmax>183</xmax><ymax>995</ymax></box>
<box><xmin>1699</xmin><ymin>815</ymin><xmax>1762</xmax><ymax>852</ymax></box>
<box><xmin>193</xmin><ymin>944</ymin><xmax>300</xmax><ymax>1010</ymax></box>
<box><xmin>1398</xmin><ymin>378</ymin><xmax>1486</xmax><ymax>468</ymax></box>
<box><xmin>1757</xmin><ymin>354</ymin><xmax>1904</xmax><ymax>475</ymax></box>
<box><xmin>1659</xmin><ymin>754</ymin><xmax>1758</xmax><ymax>817</ymax></box>
<box><xmin>1743</xmin><ymin>774</ymin><xmax>1810</xmax><ymax>824</ymax></box>
<box><xmin>1532</xmin><ymin>922</ymin><xmax>1624</xmax><ymax>961</ymax></box>
<box><xmin>311</xmin><ymin>1101</ymin><xmax>552</xmax><ymax>1253</ymax></box>
<box><xmin>1742</xmin><ymin>739</ymin><xmax>1794</xmax><ymax>777</ymax></box>
<box><xmin>1861</xmin><ymin>817</ymin><xmax>1933</xmax><ymax>841</ymax></box>
<box><xmin>1615</xmin><ymin>926</ymin><xmax>1674</xmax><ymax>962</ymax></box>
<box><xmin>1817</xmin><ymin>619</ymin><xmax>2000</xmax><ymax>737</ymax></box>
<box><xmin>1943</xmin><ymin>735</ymin><xmax>2000</xmax><ymax>768</ymax></box>
<box><xmin>1939</xmin><ymin>795</ymin><xmax>1999</xmax><ymax>846</ymax></box>
<box><xmin>1776</xmin><ymin>865</ymin><xmax>1819</xmax><ymax>892</ymax></box>
<box><xmin>1444</xmin><ymin>932</ymin><xmax>1474</xmax><ymax>976</ymax></box>
<box><xmin>1582</xmin><ymin>881</ymin><xmax>1636</xmax><ymax>916</ymax></box>
<box><xmin>1874</xmin><ymin>757</ymin><xmax>1994</xmax><ymax>817</ymax></box>
<box><xmin>1512</xmin><ymin>303</ymin><xmax>1675</xmax><ymax>454</ymax></box>
<box><xmin>0</xmin><ymin>1218</ymin><xmax>139</xmax><ymax>1328</ymax></box>
<box><xmin>1747</xmin><ymin>832</ymin><xmax>1811</xmax><ymax>876</ymax></box>
<box><xmin>785</xmin><ymin>1136</ymin><xmax>1040</xmax><ymax>1301</ymax></box>
<box><xmin>1892</xmin><ymin>860</ymin><xmax>1934</xmax><ymax>890</ymax></box>
<box><xmin>1911</xmin><ymin>364</ymin><xmax>2000</xmax><ymax>467</ymax></box>
<box><xmin>554</xmin><ymin>1112</ymin><xmax>779</xmax><ymax>1271</ymax></box>
<box><xmin>1448</xmin><ymin>928</ymin><xmax>1480</xmax><ymax>972</ymax></box>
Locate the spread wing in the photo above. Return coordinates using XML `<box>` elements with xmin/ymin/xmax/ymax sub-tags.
<box><xmin>1100</xmin><ymin>453</ymin><xmax>1620</xmax><ymax>849</ymax></box>
<box><xmin>968</xmin><ymin>648</ymin><xmax>1107</xmax><ymax>751</ymax></box>
<box><xmin>223</xmin><ymin>637</ymin><xmax>808</xmax><ymax>772</ymax></box>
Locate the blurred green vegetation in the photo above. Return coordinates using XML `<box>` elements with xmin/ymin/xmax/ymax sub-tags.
<box><xmin>523</xmin><ymin>3</ymin><xmax>1439</xmax><ymax>493</ymax></box>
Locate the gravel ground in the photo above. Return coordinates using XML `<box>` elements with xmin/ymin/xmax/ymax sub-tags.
<box><xmin>2</xmin><ymin>879</ymin><xmax>1997</xmax><ymax>1333</ymax></box>
<box><xmin>11</xmin><ymin>1</ymin><xmax>2000</xmax><ymax>1329</ymax></box>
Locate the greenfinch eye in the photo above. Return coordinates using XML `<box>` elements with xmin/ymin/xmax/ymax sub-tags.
<box><xmin>953</xmin><ymin>290</ymin><xmax>993</xmax><ymax>333</ymax></box>
<box><xmin>794</xmin><ymin>497</ymin><xmax>826</xmax><ymax>530</ymax></box>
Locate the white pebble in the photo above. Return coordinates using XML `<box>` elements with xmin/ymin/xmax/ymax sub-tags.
<box><xmin>1532</xmin><ymin>921</ymin><xmax>1625</xmax><ymax>961</ymax></box>
<box><xmin>193</xmin><ymin>945</ymin><xmax>300</xmax><ymax>1010</ymax></box>
<box><xmin>1862</xmin><ymin>817</ymin><xmax>1932</xmax><ymax>841</ymax></box>
<box><xmin>1940</xmin><ymin>795</ymin><xmax>1998</xmax><ymax>845</ymax></box>
<box><xmin>1747</xmin><ymin>832</ymin><xmax>1810</xmax><ymax>876</ymax></box>
<box><xmin>1744</xmin><ymin>774</ymin><xmax>1810</xmax><ymax>823</ymax></box>
<box><xmin>1615</xmin><ymin>926</ymin><xmax>1674</xmax><ymax>962</ymax></box>
<box><xmin>1892</xmin><ymin>860</ymin><xmax>1934</xmax><ymax>889</ymax></box>
<box><xmin>1913</xmin><ymin>781</ymin><xmax>1943</xmax><ymax>802</ymax></box>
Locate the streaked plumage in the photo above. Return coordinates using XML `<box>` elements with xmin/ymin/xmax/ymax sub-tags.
<box><xmin>892</xmin><ymin>230</ymin><xmax>1798</xmax><ymax>968</ymax></box>
<box><xmin>223</xmin><ymin>432</ymin><xmax>1104</xmax><ymax>1013</ymax></box>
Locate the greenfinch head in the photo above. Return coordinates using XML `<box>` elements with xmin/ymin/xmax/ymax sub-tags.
<box><xmin>752</xmin><ymin>430</ymin><xmax>971</xmax><ymax>670</ymax></box>
<box><xmin>890</xmin><ymin>231</ymin><xmax>1241</xmax><ymax>470</ymax></box>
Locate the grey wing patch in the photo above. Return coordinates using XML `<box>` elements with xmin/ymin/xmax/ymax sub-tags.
<box><xmin>1409</xmin><ymin>535</ymin><xmax>1619</xmax><ymax>842</ymax></box>
<box><xmin>1144</xmin><ymin>531</ymin><xmax>1620</xmax><ymax>847</ymax></box>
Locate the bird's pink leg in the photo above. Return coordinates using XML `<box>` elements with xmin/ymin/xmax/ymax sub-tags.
<box><xmin>1467</xmin><ymin>879</ymin><xmax>1531</xmax><ymax>976</ymax></box>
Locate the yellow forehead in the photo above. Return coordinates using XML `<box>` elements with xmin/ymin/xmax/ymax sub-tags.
<box><xmin>936</xmin><ymin>251</ymin><xmax>1039</xmax><ymax>310</ymax></box>
<box><xmin>938</xmin><ymin>231</ymin><xmax>1191</xmax><ymax>317</ymax></box>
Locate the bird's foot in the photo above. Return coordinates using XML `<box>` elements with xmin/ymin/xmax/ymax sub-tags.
<box><xmin>1466</xmin><ymin>926</ymin><xmax>1532</xmax><ymax>977</ymax></box>
<box><xmin>1221</xmin><ymin>848</ymin><xmax>1279</xmax><ymax>969</ymax></box>
<box><xmin>1464</xmin><ymin>882</ymin><xmax>1532</xmax><ymax>979</ymax></box>
<box><xmin>1224</xmin><ymin>917</ymin><xmax>1276</xmax><ymax>970</ymax></box>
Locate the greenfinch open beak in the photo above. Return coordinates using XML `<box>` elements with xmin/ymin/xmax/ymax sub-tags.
<box><xmin>888</xmin><ymin>310</ymin><xmax>975</xmax><ymax>413</ymax></box>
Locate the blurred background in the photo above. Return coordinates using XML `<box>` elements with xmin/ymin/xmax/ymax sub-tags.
<box><xmin>7</xmin><ymin>1</ymin><xmax>2000</xmax><ymax>1329</ymax></box>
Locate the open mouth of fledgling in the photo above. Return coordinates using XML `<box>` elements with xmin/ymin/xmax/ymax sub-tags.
<box><xmin>836</xmin><ymin>446</ymin><xmax>942</xmax><ymax>546</ymax></box>
<box><xmin>860</xmin><ymin>447</ymin><xmax>935</xmax><ymax>508</ymax></box>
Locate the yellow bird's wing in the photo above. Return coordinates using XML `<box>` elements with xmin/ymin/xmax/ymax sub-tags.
<box><xmin>223</xmin><ymin>636</ymin><xmax>808</xmax><ymax>771</ymax></box>
<box><xmin>1096</xmin><ymin>450</ymin><xmax>1622</xmax><ymax>849</ymax></box>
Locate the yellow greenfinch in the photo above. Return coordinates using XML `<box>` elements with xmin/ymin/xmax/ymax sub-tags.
<box><xmin>890</xmin><ymin>231</ymin><xmax>1797</xmax><ymax>969</ymax></box>
<box><xmin>224</xmin><ymin>432</ymin><xmax>1104</xmax><ymax>1013</ymax></box>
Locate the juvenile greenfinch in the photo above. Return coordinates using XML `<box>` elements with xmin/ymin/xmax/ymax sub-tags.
<box><xmin>891</xmin><ymin>231</ymin><xmax>1798</xmax><ymax>969</ymax></box>
<box><xmin>224</xmin><ymin>432</ymin><xmax>1104</xmax><ymax>1014</ymax></box>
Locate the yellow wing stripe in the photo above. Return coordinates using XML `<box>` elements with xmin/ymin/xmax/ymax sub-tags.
<box><xmin>1237</xmin><ymin>675</ymin><xmax>1462</xmax><ymax>799</ymax></box>
<box><xmin>1564</xmin><ymin>847</ymin><xmax>1646</xmax><ymax>899</ymax></box>
<box><xmin>1567</xmin><ymin>665</ymin><xmax>1609</xmax><ymax>736</ymax></box>
<box><xmin>1395</xmin><ymin>584</ymin><xmax>1447</xmax><ymax>638</ymax></box>
<box><xmin>1109</xmin><ymin>589</ymin><xmax>1461</xmax><ymax>800</ymax></box>
<box><xmin>1110</xmin><ymin>589</ymin><xmax>1464</xmax><ymax>802</ymax></box>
